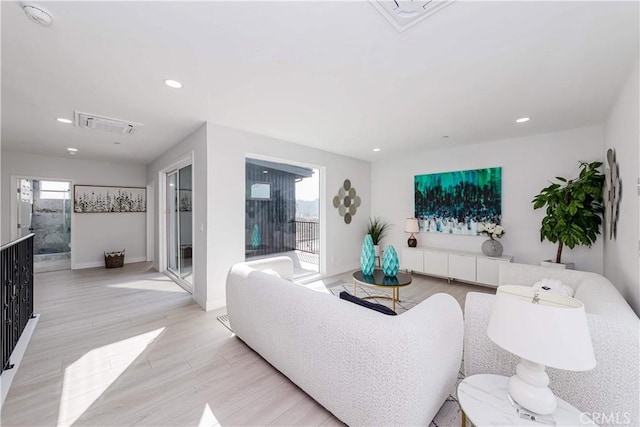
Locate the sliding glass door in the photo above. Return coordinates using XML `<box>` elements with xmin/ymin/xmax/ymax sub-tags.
<box><xmin>166</xmin><ymin>164</ymin><xmax>193</xmax><ymax>289</ymax></box>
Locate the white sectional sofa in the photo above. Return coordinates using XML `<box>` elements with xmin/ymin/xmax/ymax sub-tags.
<box><xmin>464</xmin><ymin>263</ymin><xmax>640</xmax><ymax>426</ymax></box>
<box><xmin>226</xmin><ymin>257</ymin><xmax>464</xmax><ymax>426</ymax></box>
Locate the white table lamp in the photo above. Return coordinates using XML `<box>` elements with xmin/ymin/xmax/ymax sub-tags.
<box><xmin>404</xmin><ymin>218</ymin><xmax>419</xmax><ymax>247</ymax></box>
<box><xmin>487</xmin><ymin>285</ymin><xmax>596</xmax><ymax>415</ymax></box>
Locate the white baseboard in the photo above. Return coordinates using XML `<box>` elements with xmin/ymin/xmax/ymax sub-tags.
<box><xmin>72</xmin><ymin>256</ymin><xmax>148</xmax><ymax>270</ymax></box>
<box><xmin>192</xmin><ymin>293</ymin><xmax>207</xmax><ymax>310</ymax></box>
<box><xmin>1</xmin><ymin>314</ymin><xmax>39</xmax><ymax>407</ymax></box>
<box><xmin>192</xmin><ymin>293</ymin><xmax>225</xmax><ymax>312</ymax></box>
<box><xmin>205</xmin><ymin>296</ymin><xmax>226</xmax><ymax>311</ymax></box>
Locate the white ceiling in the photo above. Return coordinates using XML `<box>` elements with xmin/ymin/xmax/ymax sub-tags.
<box><xmin>2</xmin><ymin>1</ymin><xmax>638</xmax><ymax>164</ymax></box>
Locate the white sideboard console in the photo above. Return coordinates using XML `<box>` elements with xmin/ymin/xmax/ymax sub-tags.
<box><xmin>401</xmin><ymin>247</ymin><xmax>513</xmax><ymax>288</ymax></box>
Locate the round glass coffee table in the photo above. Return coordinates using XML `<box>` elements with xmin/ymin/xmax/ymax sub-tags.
<box><xmin>352</xmin><ymin>270</ymin><xmax>412</xmax><ymax>311</ymax></box>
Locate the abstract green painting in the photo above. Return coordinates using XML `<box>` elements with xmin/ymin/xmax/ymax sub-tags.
<box><xmin>414</xmin><ymin>167</ymin><xmax>502</xmax><ymax>235</ymax></box>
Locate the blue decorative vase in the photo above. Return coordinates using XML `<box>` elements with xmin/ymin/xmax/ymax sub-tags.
<box><xmin>382</xmin><ymin>245</ymin><xmax>400</xmax><ymax>277</ymax></box>
<box><xmin>251</xmin><ymin>224</ymin><xmax>261</xmax><ymax>249</ymax></box>
<box><xmin>360</xmin><ymin>235</ymin><xmax>376</xmax><ymax>276</ymax></box>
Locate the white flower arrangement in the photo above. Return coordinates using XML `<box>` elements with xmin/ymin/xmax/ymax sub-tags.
<box><xmin>478</xmin><ymin>223</ymin><xmax>505</xmax><ymax>239</ymax></box>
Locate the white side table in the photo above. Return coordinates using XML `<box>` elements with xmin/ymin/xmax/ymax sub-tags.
<box><xmin>457</xmin><ymin>374</ymin><xmax>596</xmax><ymax>427</ymax></box>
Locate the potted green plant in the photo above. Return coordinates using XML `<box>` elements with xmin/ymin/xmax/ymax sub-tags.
<box><xmin>366</xmin><ymin>217</ymin><xmax>390</xmax><ymax>257</ymax></box>
<box><xmin>532</xmin><ymin>161</ymin><xmax>604</xmax><ymax>268</ymax></box>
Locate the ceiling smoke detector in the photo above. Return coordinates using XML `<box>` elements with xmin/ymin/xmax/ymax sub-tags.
<box><xmin>22</xmin><ymin>3</ymin><xmax>53</xmax><ymax>27</ymax></box>
<box><xmin>370</xmin><ymin>0</ymin><xmax>455</xmax><ymax>32</ymax></box>
<box><xmin>74</xmin><ymin>111</ymin><xmax>143</xmax><ymax>135</ymax></box>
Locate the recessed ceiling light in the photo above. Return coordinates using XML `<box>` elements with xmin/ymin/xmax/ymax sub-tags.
<box><xmin>57</xmin><ymin>118</ymin><xmax>72</xmax><ymax>124</ymax></box>
<box><xmin>67</xmin><ymin>147</ymin><xmax>78</xmax><ymax>155</ymax></box>
<box><xmin>164</xmin><ymin>79</ymin><xmax>183</xmax><ymax>89</ymax></box>
<box><xmin>23</xmin><ymin>4</ymin><xmax>53</xmax><ymax>27</ymax></box>
<box><xmin>516</xmin><ymin>117</ymin><xmax>530</xmax><ymax>123</ymax></box>
<box><xmin>373</xmin><ymin>148</ymin><xmax>381</xmax><ymax>152</ymax></box>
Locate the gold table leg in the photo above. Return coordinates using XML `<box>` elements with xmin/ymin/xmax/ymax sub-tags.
<box><xmin>461</xmin><ymin>409</ymin><xmax>467</xmax><ymax>427</ymax></box>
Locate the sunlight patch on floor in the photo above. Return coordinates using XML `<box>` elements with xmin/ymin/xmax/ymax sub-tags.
<box><xmin>301</xmin><ymin>279</ymin><xmax>333</xmax><ymax>294</ymax></box>
<box><xmin>198</xmin><ymin>403</ymin><xmax>220</xmax><ymax>427</ymax></box>
<box><xmin>107</xmin><ymin>281</ymin><xmax>186</xmax><ymax>293</ymax></box>
<box><xmin>57</xmin><ymin>328</ymin><xmax>165</xmax><ymax>426</ymax></box>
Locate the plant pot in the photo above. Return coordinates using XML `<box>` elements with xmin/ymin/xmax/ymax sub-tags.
<box><xmin>481</xmin><ymin>238</ymin><xmax>503</xmax><ymax>257</ymax></box>
<box><xmin>374</xmin><ymin>245</ymin><xmax>381</xmax><ymax>257</ymax></box>
<box><xmin>540</xmin><ymin>260</ymin><xmax>575</xmax><ymax>270</ymax></box>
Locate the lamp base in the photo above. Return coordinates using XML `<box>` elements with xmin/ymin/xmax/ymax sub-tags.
<box><xmin>507</xmin><ymin>394</ymin><xmax>557</xmax><ymax>426</ymax></box>
<box><xmin>407</xmin><ymin>233</ymin><xmax>417</xmax><ymax>247</ymax></box>
<box><xmin>508</xmin><ymin>359</ymin><xmax>557</xmax><ymax>415</ymax></box>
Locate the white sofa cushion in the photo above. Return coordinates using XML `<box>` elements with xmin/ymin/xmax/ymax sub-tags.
<box><xmin>241</xmin><ymin>256</ymin><xmax>294</xmax><ymax>281</ymax></box>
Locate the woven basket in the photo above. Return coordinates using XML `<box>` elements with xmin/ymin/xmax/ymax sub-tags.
<box><xmin>104</xmin><ymin>249</ymin><xmax>125</xmax><ymax>268</ymax></box>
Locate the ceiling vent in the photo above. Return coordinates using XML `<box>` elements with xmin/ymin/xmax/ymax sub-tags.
<box><xmin>370</xmin><ymin>0</ymin><xmax>455</xmax><ymax>33</ymax></box>
<box><xmin>74</xmin><ymin>111</ymin><xmax>143</xmax><ymax>135</ymax></box>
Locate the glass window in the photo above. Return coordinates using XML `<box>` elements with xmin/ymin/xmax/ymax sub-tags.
<box><xmin>245</xmin><ymin>158</ymin><xmax>320</xmax><ymax>278</ymax></box>
<box><xmin>39</xmin><ymin>180</ymin><xmax>70</xmax><ymax>200</ymax></box>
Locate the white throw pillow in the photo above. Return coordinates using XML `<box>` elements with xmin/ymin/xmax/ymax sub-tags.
<box><xmin>533</xmin><ymin>278</ymin><xmax>574</xmax><ymax>297</ymax></box>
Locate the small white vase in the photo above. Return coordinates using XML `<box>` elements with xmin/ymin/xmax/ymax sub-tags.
<box><xmin>374</xmin><ymin>245</ymin><xmax>381</xmax><ymax>257</ymax></box>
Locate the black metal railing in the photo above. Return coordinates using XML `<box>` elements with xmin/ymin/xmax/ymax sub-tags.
<box><xmin>294</xmin><ymin>220</ymin><xmax>319</xmax><ymax>254</ymax></box>
<box><xmin>1</xmin><ymin>234</ymin><xmax>35</xmax><ymax>375</ymax></box>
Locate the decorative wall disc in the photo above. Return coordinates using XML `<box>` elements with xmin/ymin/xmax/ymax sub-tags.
<box><xmin>334</xmin><ymin>179</ymin><xmax>360</xmax><ymax>224</ymax></box>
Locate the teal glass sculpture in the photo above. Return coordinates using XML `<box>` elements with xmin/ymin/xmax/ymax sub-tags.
<box><xmin>382</xmin><ymin>245</ymin><xmax>400</xmax><ymax>277</ymax></box>
<box><xmin>360</xmin><ymin>234</ymin><xmax>376</xmax><ymax>275</ymax></box>
<box><xmin>251</xmin><ymin>224</ymin><xmax>261</xmax><ymax>249</ymax></box>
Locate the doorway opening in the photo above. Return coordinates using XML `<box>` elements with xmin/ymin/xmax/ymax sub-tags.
<box><xmin>245</xmin><ymin>157</ymin><xmax>321</xmax><ymax>279</ymax></box>
<box><xmin>16</xmin><ymin>178</ymin><xmax>72</xmax><ymax>272</ymax></box>
<box><xmin>164</xmin><ymin>163</ymin><xmax>193</xmax><ymax>292</ymax></box>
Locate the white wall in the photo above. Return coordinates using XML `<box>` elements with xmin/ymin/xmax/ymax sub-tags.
<box><xmin>372</xmin><ymin>125</ymin><xmax>605</xmax><ymax>273</ymax></box>
<box><xmin>603</xmin><ymin>60</ymin><xmax>639</xmax><ymax>315</ymax></box>
<box><xmin>1</xmin><ymin>151</ymin><xmax>147</xmax><ymax>268</ymax></box>
<box><xmin>206</xmin><ymin>123</ymin><xmax>371</xmax><ymax>306</ymax></box>
<box><xmin>148</xmin><ymin>122</ymin><xmax>371</xmax><ymax>311</ymax></box>
<box><xmin>146</xmin><ymin>124</ymin><xmax>208</xmax><ymax>308</ymax></box>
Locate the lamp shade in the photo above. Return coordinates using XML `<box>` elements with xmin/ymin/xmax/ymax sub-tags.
<box><xmin>487</xmin><ymin>285</ymin><xmax>596</xmax><ymax>371</ymax></box>
<box><xmin>404</xmin><ymin>218</ymin><xmax>419</xmax><ymax>233</ymax></box>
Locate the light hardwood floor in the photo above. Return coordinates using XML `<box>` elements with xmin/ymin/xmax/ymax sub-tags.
<box><xmin>1</xmin><ymin>262</ymin><xmax>494</xmax><ymax>427</ymax></box>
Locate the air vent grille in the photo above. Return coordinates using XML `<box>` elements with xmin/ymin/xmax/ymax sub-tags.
<box><xmin>370</xmin><ymin>0</ymin><xmax>455</xmax><ymax>32</ymax></box>
<box><xmin>74</xmin><ymin>111</ymin><xmax>143</xmax><ymax>135</ymax></box>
